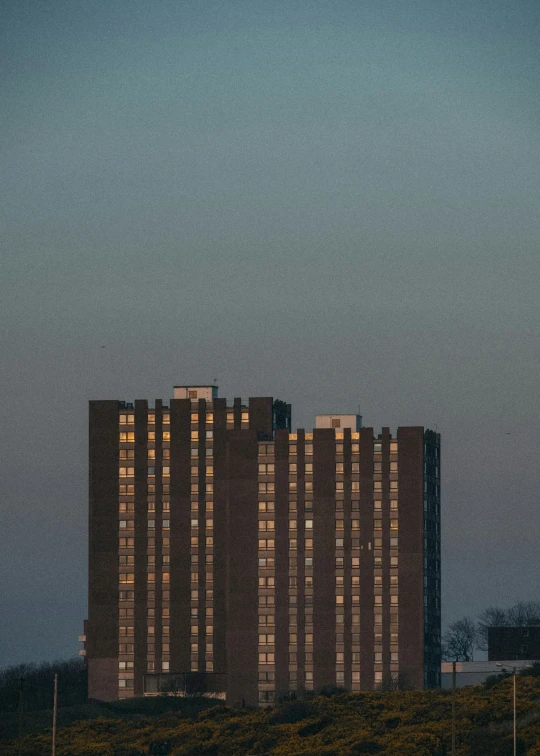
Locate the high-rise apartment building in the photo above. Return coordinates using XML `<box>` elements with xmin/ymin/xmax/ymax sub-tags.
<box><xmin>86</xmin><ymin>386</ymin><xmax>440</xmax><ymax>704</ymax></box>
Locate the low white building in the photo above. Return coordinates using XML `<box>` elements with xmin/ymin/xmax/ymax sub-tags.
<box><xmin>441</xmin><ymin>660</ymin><xmax>536</xmax><ymax>688</ymax></box>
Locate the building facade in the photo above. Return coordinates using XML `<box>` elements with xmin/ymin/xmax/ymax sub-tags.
<box><xmin>488</xmin><ymin>627</ymin><xmax>540</xmax><ymax>661</ymax></box>
<box><xmin>86</xmin><ymin>386</ymin><xmax>440</xmax><ymax>704</ymax></box>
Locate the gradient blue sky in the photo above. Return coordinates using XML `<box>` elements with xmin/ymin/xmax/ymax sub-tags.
<box><xmin>1</xmin><ymin>0</ymin><xmax>540</xmax><ymax>666</ymax></box>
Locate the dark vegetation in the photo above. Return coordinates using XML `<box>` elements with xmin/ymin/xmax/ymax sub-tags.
<box><xmin>3</xmin><ymin>665</ymin><xmax>540</xmax><ymax>755</ymax></box>
<box><xmin>0</xmin><ymin>658</ymin><xmax>87</xmax><ymax>713</ymax></box>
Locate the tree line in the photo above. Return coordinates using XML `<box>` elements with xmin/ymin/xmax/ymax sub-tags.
<box><xmin>0</xmin><ymin>657</ymin><xmax>87</xmax><ymax>713</ymax></box>
<box><xmin>442</xmin><ymin>601</ymin><xmax>540</xmax><ymax>662</ymax></box>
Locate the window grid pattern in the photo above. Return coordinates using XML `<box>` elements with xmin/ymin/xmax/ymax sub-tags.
<box><xmin>118</xmin><ymin>412</ymin><xmax>135</xmax><ymax>696</ymax></box>
<box><xmin>190</xmin><ymin>406</ymin><xmax>215</xmax><ymax>673</ymax></box>
<box><xmin>204</xmin><ymin>409</ymin><xmax>214</xmax><ymax>672</ymax></box>
<box><xmin>147</xmin><ymin>411</ymin><xmax>157</xmax><ymax>676</ymax></box>
<box><xmin>258</xmin><ymin>442</ymin><xmax>276</xmax><ymax>704</ymax></box>
<box><xmin>288</xmin><ymin>436</ymin><xmax>298</xmax><ymax>692</ymax></box>
<box><xmin>303</xmin><ymin>435</ymin><xmax>314</xmax><ymax>691</ymax></box>
<box><xmin>373</xmin><ymin>439</ymin><xmax>399</xmax><ymax>689</ymax></box>
<box><xmin>335</xmin><ymin>435</ymin><xmax>345</xmax><ymax>687</ymax></box>
<box><xmin>389</xmin><ymin>441</ymin><xmax>399</xmax><ymax>685</ymax></box>
<box><xmin>161</xmin><ymin>411</ymin><xmax>171</xmax><ymax>672</ymax></box>
<box><xmin>350</xmin><ymin>438</ymin><xmax>361</xmax><ymax>690</ymax></box>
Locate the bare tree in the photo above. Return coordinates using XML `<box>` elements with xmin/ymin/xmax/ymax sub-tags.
<box><xmin>476</xmin><ymin>602</ymin><xmax>540</xmax><ymax>651</ymax></box>
<box><xmin>477</xmin><ymin>606</ymin><xmax>509</xmax><ymax>651</ymax></box>
<box><xmin>442</xmin><ymin>617</ymin><xmax>477</xmax><ymax>661</ymax></box>
<box><xmin>507</xmin><ymin>601</ymin><xmax>540</xmax><ymax>627</ymax></box>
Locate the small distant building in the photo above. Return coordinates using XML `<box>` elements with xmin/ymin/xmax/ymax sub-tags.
<box><xmin>488</xmin><ymin>626</ymin><xmax>540</xmax><ymax>661</ymax></box>
<box><xmin>441</xmin><ymin>660</ymin><xmax>536</xmax><ymax>688</ymax></box>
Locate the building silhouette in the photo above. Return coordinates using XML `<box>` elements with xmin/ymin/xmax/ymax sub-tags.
<box><xmin>488</xmin><ymin>627</ymin><xmax>540</xmax><ymax>661</ymax></box>
<box><xmin>86</xmin><ymin>385</ymin><xmax>440</xmax><ymax>703</ymax></box>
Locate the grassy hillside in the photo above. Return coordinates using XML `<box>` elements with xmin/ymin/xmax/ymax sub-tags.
<box><xmin>3</xmin><ymin>674</ymin><xmax>540</xmax><ymax>755</ymax></box>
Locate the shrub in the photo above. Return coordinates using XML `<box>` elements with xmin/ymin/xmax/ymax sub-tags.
<box><xmin>519</xmin><ymin>662</ymin><xmax>540</xmax><ymax>678</ymax></box>
<box><xmin>297</xmin><ymin>715</ymin><xmax>333</xmax><ymax>736</ymax></box>
<box><xmin>269</xmin><ymin>700</ymin><xmax>316</xmax><ymax>724</ymax></box>
<box><xmin>351</xmin><ymin>742</ymin><xmax>383</xmax><ymax>754</ymax></box>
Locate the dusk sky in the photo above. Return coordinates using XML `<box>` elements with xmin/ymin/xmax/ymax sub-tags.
<box><xmin>2</xmin><ymin>0</ymin><xmax>540</xmax><ymax>666</ymax></box>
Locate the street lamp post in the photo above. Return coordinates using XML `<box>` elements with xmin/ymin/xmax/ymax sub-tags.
<box><xmin>496</xmin><ymin>663</ymin><xmax>517</xmax><ymax>756</ymax></box>
<box><xmin>451</xmin><ymin>661</ymin><xmax>456</xmax><ymax>756</ymax></box>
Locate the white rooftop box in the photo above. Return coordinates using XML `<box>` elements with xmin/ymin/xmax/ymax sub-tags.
<box><xmin>315</xmin><ymin>414</ymin><xmax>362</xmax><ymax>431</ymax></box>
<box><xmin>173</xmin><ymin>386</ymin><xmax>218</xmax><ymax>401</ymax></box>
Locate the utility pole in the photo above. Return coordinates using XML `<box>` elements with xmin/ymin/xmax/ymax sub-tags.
<box><xmin>18</xmin><ymin>677</ymin><xmax>24</xmax><ymax>756</ymax></box>
<box><xmin>52</xmin><ymin>673</ymin><xmax>58</xmax><ymax>756</ymax></box>
<box><xmin>513</xmin><ymin>668</ymin><xmax>516</xmax><ymax>756</ymax></box>
<box><xmin>451</xmin><ymin>661</ymin><xmax>456</xmax><ymax>756</ymax></box>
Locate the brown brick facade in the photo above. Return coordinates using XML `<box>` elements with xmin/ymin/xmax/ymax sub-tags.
<box><xmin>87</xmin><ymin>390</ymin><xmax>440</xmax><ymax>703</ymax></box>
